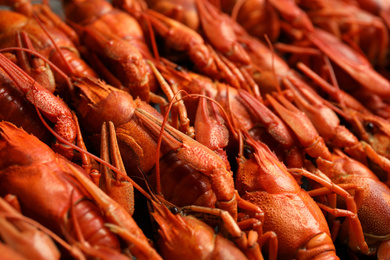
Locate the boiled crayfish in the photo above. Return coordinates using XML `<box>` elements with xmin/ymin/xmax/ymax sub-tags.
<box><xmin>0</xmin><ymin>121</ymin><xmax>161</xmax><ymax>259</ymax></box>
<box><xmin>0</xmin><ymin>0</ymin><xmax>390</xmax><ymax>259</ymax></box>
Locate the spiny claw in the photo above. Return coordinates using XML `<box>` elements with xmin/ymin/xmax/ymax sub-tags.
<box><xmin>195</xmin><ymin>0</ymin><xmax>251</xmax><ymax>65</ymax></box>
<box><xmin>307</xmin><ymin>28</ymin><xmax>390</xmax><ymax>98</ymax></box>
<box><xmin>32</xmin><ymin>4</ymin><xmax>80</xmax><ymax>45</ymax></box>
<box><xmin>99</xmin><ymin>121</ymin><xmax>134</xmax><ymax>216</ymax></box>
<box><xmin>195</xmin><ymin>90</ymin><xmax>229</xmax><ymax>163</ymax></box>
<box><xmin>147</xmin><ymin>60</ymin><xmax>194</xmax><ymax>137</ymax></box>
<box><xmin>238</xmin><ymin>89</ymin><xmax>304</xmax><ymax>168</ymax></box>
<box><xmin>82</xmin><ymin>21</ymin><xmax>150</xmax><ymax>101</ymax></box>
<box><xmin>266</xmin><ymin>90</ymin><xmax>332</xmax><ymax>161</ymax></box>
<box><xmin>268</xmin><ymin>0</ymin><xmax>314</xmax><ymax>31</ymax></box>
<box><xmin>16</xmin><ymin>32</ymin><xmax>56</xmax><ymax>93</ymax></box>
<box><xmin>143</xmin><ymin>9</ymin><xmax>217</xmax><ymax>73</ymax></box>
<box><xmin>285</xmin><ymin>75</ymin><xmax>367</xmax><ymax>163</ymax></box>
<box><xmin>239</xmin><ymin>89</ymin><xmax>296</xmax><ymax>147</ymax></box>
<box><xmin>0</xmin><ymin>53</ymin><xmax>76</xmax><ymax>160</ymax></box>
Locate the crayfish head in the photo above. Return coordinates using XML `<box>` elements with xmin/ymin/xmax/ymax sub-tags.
<box><xmin>72</xmin><ymin>77</ymin><xmax>135</xmax><ymax>133</ymax></box>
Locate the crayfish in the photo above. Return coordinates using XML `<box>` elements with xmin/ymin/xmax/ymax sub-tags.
<box><xmin>1</xmin><ymin>0</ymin><xmax>390</xmax><ymax>259</ymax></box>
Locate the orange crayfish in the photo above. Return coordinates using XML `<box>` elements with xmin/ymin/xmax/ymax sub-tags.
<box><xmin>235</xmin><ymin>131</ymin><xmax>368</xmax><ymax>259</ymax></box>
<box><xmin>0</xmin><ymin>121</ymin><xmax>161</xmax><ymax>259</ymax></box>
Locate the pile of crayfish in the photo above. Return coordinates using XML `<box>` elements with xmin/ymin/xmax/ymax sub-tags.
<box><xmin>1</xmin><ymin>0</ymin><xmax>390</xmax><ymax>259</ymax></box>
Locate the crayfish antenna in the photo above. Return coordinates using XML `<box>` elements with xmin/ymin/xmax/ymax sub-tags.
<box><xmin>142</xmin><ymin>11</ymin><xmax>160</xmax><ymax>61</ymax></box>
<box><xmin>230</xmin><ymin>0</ymin><xmax>245</xmax><ymax>21</ymax></box>
<box><xmin>264</xmin><ymin>34</ymin><xmax>282</xmax><ymax>94</ymax></box>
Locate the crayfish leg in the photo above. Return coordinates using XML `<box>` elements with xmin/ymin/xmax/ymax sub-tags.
<box><xmin>289</xmin><ymin>167</ymin><xmax>369</xmax><ymax>254</ymax></box>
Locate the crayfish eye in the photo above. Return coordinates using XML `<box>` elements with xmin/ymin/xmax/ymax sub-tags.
<box><xmin>244</xmin><ymin>145</ymin><xmax>255</xmax><ymax>159</ymax></box>
<box><xmin>364</xmin><ymin>122</ymin><xmax>377</xmax><ymax>133</ymax></box>
<box><xmin>169</xmin><ymin>207</ymin><xmax>180</xmax><ymax>215</ymax></box>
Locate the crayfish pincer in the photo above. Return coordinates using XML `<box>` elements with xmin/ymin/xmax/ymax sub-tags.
<box><xmin>0</xmin><ymin>53</ymin><xmax>77</xmax><ymax>160</ymax></box>
<box><xmin>62</xmin><ymin>0</ymin><xmax>153</xmax><ymax>102</ymax></box>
